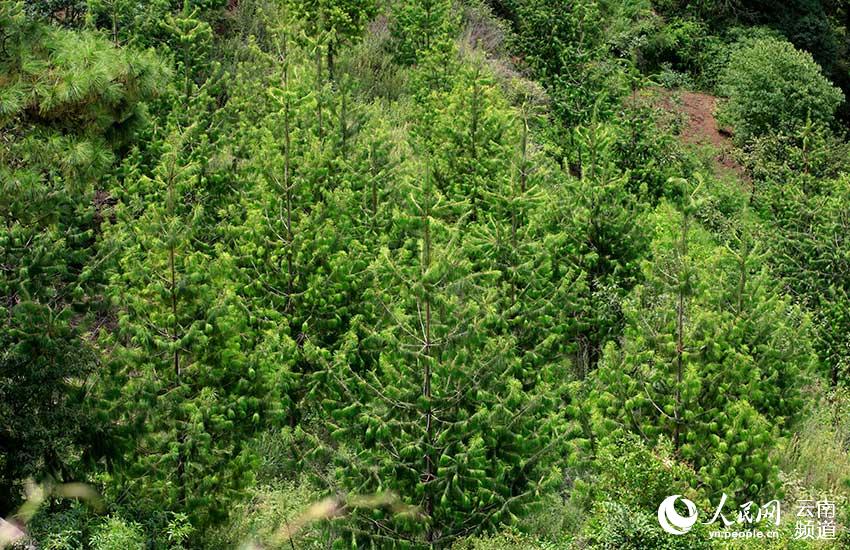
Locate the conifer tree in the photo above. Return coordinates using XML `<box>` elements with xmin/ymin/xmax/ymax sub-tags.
<box><xmin>161</xmin><ymin>2</ymin><xmax>216</xmax><ymax>103</ymax></box>
<box><xmin>510</xmin><ymin>0</ymin><xmax>614</xmax><ymax>130</ymax></box>
<box><xmin>103</xmin><ymin>124</ymin><xmax>280</xmax><ymax>529</ymax></box>
<box><xmin>314</xmin><ymin>152</ymin><xmax>568</xmax><ymax>546</ymax></box>
<box><xmin>391</xmin><ymin>0</ymin><xmax>456</xmax><ymax>67</ymax></box>
<box><xmin>0</xmin><ymin>1</ymin><xmax>166</xmax><ymax>512</ymax></box>
<box><xmin>462</xmin><ymin>93</ymin><xmax>587</xmax><ymax>382</ymax></box>
<box><xmin>530</xmin><ymin>119</ymin><xmax>648</xmax><ymax>374</ymax></box>
<box><xmin>226</xmin><ymin>31</ymin><xmax>337</xmax><ymax>427</ymax></box>
<box><xmin>593</xmin><ymin>179</ymin><xmax>812</xmax><ymax>504</ymax></box>
<box><xmin>755</xmin><ymin>173</ymin><xmax>850</xmax><ymax>385</ymax></box>
<box><xmin>430</xmin><ymin>61</ymin><xmax>514</xmax><ymax>223</ymax></box>
<box><xmin>287</xmin><ymin>0</ymin><xmax>378</xmax><ymax>80</ymax></box>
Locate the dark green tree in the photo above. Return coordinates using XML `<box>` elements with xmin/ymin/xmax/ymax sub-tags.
<box><xmin>0</xmin><ymin>1</ymin><xmax>166</xmax><ymax>513</ymax></box>
<box><xmin>315</xmin><ymin>153</ymin><xmax>568</xmax><ymax>546</ymax></box>
<box><xmin>594</xmin><ymin>181</ymin><xmax>813</xmax><ymax>504</ymax></box>
<box><xmin>103</xmin><ymin>124</ymin><xmax>281</xmax><ymax>530</ymax></box>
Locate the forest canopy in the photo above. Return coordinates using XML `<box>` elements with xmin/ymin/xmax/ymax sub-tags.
<box><xmin>3</xmin><ymin>0</ymin><xmax>850</xmax><ymax>548</ymax></box>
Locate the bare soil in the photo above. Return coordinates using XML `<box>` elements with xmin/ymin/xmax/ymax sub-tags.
<box><xmin>654</xmin><ymin>89</ymin><xmax>749</xmax><ymax>181</ymax></box>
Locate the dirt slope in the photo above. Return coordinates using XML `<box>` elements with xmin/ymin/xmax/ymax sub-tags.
<box><xmin>657</xmin><ymin>90</ymin><xmax>748</xmax><ymax>180</ymax></box>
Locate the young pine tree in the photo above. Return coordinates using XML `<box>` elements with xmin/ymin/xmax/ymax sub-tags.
<box><xmin>430</xmin><ymin>61</ymin><xmax>515</xmax><ymax>224</ymax></box>
<box><xmin>390</xmin><ymin>0</ymin><xmax>456</xmax><ymax>67</ymax></box>
<box><xmin>593</xmin><ymin>180</ymin><xmax>812</xmax><ymax>505</ymax></box>
<box><xmin>286</xmin><ymin>0</ymin><xmax>378</xmax><ymax>80</ymax></box>
<box><xmin>0</xmin><ymin>1</ymin><xmax>166</xmax><ymax>512</ymax></box>
<box><xmin>103</xmin><ymin>125</ymin><xmax>280</xmax><ymax>530</ymax></box>
<box><xmin>317</xmin><ymin>156</ymin><xmax>568</xmax><ymax>547</ymax></box>
<box><xmin>531</xmin><ymin>119</ymin><xmax>648</xmax><ymax>375</ymax></box>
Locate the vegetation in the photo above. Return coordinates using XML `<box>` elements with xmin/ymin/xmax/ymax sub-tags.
<box><xmin>717</xmin><ymin>36</ymin><xmax>844</xmax><ymax>142</ymax></box>
<box><xmin>3</xmin><ymin>0</ymin><xmax>850</xmax><ymax>548</ymax></box>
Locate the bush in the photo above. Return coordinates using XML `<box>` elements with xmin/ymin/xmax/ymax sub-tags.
<box><xmin>717</xmin><ymin>37</ymin><xmax>843</xmax><ymax>143</ymax></box>
<box><xmin>452</xmin><ymin>528</ymin><xmax>559</xmax><ymax>550</ymax></box>
<box><xmin>739</xmin><ymin>119</ymin><xmax>850</xmax><ymax>185</ymax></box>
<box><xmin>594</xmin><ymin>434</ymin><xmax>699</xmax><ymax>511</ymax></box>
<box><xmin>88</xmin><ymin>516</ymin><xmax>145</xmax><ymax>550</ymax></box>
<box><xmin>641</xmin><ymin>17</ymin><xmax>710</xmax><ymax>75</ymax></box>
<box><xmin>205</xmin><ymin>479</ymin><xmax>324</xmax><ymax>548</ymax></box>
<box><xmin>25</xmin><ymin>502</ymin><xmax>92</xmax><ymax>550</ymax></box>
<box><xmin>579</xmin><ymin>501</ymin><xmax>712</xmax><ymax>550</ymax></box>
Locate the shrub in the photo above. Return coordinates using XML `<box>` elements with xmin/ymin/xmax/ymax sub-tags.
<box><xmin>717</xmin><ymin>37</ymin><xmax>843</xmax><ymax>143</ymax></box>
<box><xmin>26</xmin><ymin>504</ymin><xmax>91</xmax><ymax>550</ymax></box>
<box><xmin>641</xmin><ymin>17</ymin><xmax>710</xmax><ymax>75</ymax></box>
<box><xmin>594</xmin><ymin>434</ymin><xmax>699</xmax><ymax>512</ymax></box>
<box><xmin>88</xmin><ymin>516</ymin><xmax>145</xmax><ymax>550</ymax></box>
<box><xmin>205</xmin><ymin>479</ymin><xmax>323</xmax><ymax>548</ymax></box>
<box><xmin>452</xmin><ymin>528</ymin><xmax>559</xmax><ymax>550</ymax></box>
<box><xmin>580</xmin><ymin>501</ymin><xmax>712</xmax><ymax>550</ymax></box>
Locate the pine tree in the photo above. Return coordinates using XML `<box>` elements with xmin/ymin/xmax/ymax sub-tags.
<box><xmin>462</xmin><ymin>90</ymin><xmax>587</xmax><ymax>381</ymax></box>
<box><xmin>390</xmin><ymin>0</ymin><xmax>456</xmax><ymax>67</ymax></box>
<box><xmin>287</xmin><ymin>0</ymin><xmax>378</xmax><ymax>80</ymax></box>
<box><xmin>510</xmin><ymin>0</ymin><xmax>616</xmax><ymax>131</ymax></box>
<box><xmin>755</xmin><ymin>172</ymin><xmax>850</xmax><ymax>385</ymax></box>
<box><xmin>313</xmin><ymin>151</ymin><xmax>567</xmax><ymax>546</ymax></box>
<box><xmin>225</xmin><ymin>30</ymin><xmax>341</xmax><ymax>428</ymax></box>
<box><xmin>161</xmin><ymin>2</ymin><xmax>217</xmax><ymax>103</ymax></box>
<box><xmin>593</xmin><ymin>179</ymin><xmax>812</xmax><ymax>504</ymax></box>
<box><xmin>0</xmin><ymin>1</ymin><xmax>166</xmax><ymax>513</ymax></box>
<box><xmin>430</xmin><ymin>61</ymin><xmax>514</xmax><ymax>223</ymax></box>
<box><xmin>103</xmin><ymin>124</ymin><xmax>280</xmax><ymax>530</ymax></box>
<box><xmin>531</xmin><ymin>119</ymin><xmax>648</xmax><ymax>375</ymax></box>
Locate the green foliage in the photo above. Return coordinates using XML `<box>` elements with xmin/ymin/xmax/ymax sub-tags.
<box><xmin>88</xmin><ymin>516</ymin><xmax>145</xmax><ymax>550</ymax></box>
<box><xmin>27</xmin><ymin>503</ymin><xmax>91</xmax><ymax>550</ymax></box>
<box><xmin>102</xmin><ymin>122</ymin><xmax>281</xmax><ymax>531</ymax></box>
<box><xmin>286</xmin><ymin>0</ymin><xmax>378</xmax><ymax>78</ymax></box>
<box><xmin>581</xmin><ymin>501</ymin><xmax>712</xmax><ymax>549</ymax></box>
<box><xmin>534</xmin><ymin>119</ymin><xmax>649</xmax><ymax>372</ymax></box>
<box><xmin>509</xmin><ymin>0</ymin><xmax>602</xmax><ymax>80</ymax></box>
<box><xmin>314</xmin><ymin>151</ymin><xmax>569</xmax><ymax>544</ymax></box>
<box><xmin>7</xmin><ymin>0</ymin><xmax>850</xmax><ymax>545</ymax></box>
<box><xmin>717</xmin><ymin>36</ymin><xmax>844</xmax><ymax>142</ymax></box>
<box><xmin>611</xmin><ymin>97</ymin><xmax>695</xmax><ymax>201</ymax></box>
<box><xmin>509</xmin><ymin>0</ymin><xmax>628</xmax><ymax>129</ymax></box>
<box><xmin>752</xmin><ymin>169</ymin><xmax>850</xmax><ymax>384</ymax></box>
<box><xmin>594</xmin><ymin>192</ymin><xmax>813</xmax><ymax>505</ymax></box>
<box><xmin>0</xmin><ymin>1</ymin><xmax>166</xmax><ymax>513</ymax></box>
<box><xmin>84</xmin><ymin>0</ymin><xmax>225</xmax><ymax>52</ymax></box>
<box><xmin>0</xmin><ymin>2</ymin><xmax>167</xmax><ymax>137</ymax></box>
<box><xmin>652</xmin><ymin>0</ymin><xmax>743</xmax><ymax>24</ymax></box>
<box><xmin>640</xmin><ymin>17</ymin><xmax>713</xmax><ymax>77</ymax></box>
<box><xmin>452</xmin><ymin>528</ymin><xmax>559</xmax><ymax>549</ymax></box>
<box><xmin>428</xmin><ymin>61</ymin><xmax>516</xmax><ymax>221</ymax></box>
<box><xmin>740</xmin><ymin>118</ymin><xmax>850</xmax><ymax>186</ymax></box>
<box><xmin>210</xmin><ymin>478</ymin><xmax>323</xmax><ymax>548</ymax></box>
<box><xmin>594</xmin><ymin>434</ymin><xmax>698</xmax><ymax>511</ymax></box>
<box><xmin>390</xmin><ymin>0</ymin><xmax>457</xmax><ymax>66</ymax></box>
<box><xmin>341</xmin><ymin>16</ymin><xmax>408</xmax><ymax>100</ymax></box>
<box><xmin>779</xmin><ymin>384</ymin><xmax>850</xmax><ymax>495</ymax></box>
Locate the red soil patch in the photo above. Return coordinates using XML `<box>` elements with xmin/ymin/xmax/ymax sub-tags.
<box><xmin>644</xmin><ymin>89</ymin><xmax>749</xmax><ymax>182</ymax></box>
<box><xmin>668</xmin><ymin>90</ymin><xmax>749</xmax><ymax>181</ymax></box>
<box><xmin>676</xmin><ymin>91</ymin><xmax>725</xmax><ymax>145</ymax></box>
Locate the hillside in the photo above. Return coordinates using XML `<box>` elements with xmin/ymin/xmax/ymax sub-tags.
<box><xmin>3</xmin><ymin>1</ymin><xmax>850</xmax><ymax>549</ymax></box>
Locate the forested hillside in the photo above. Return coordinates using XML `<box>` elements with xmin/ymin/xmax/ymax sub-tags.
<box><xmin>3</xmin><ymin>0</ymin><xmax>850</xmax><ymax>548</ymax></box>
